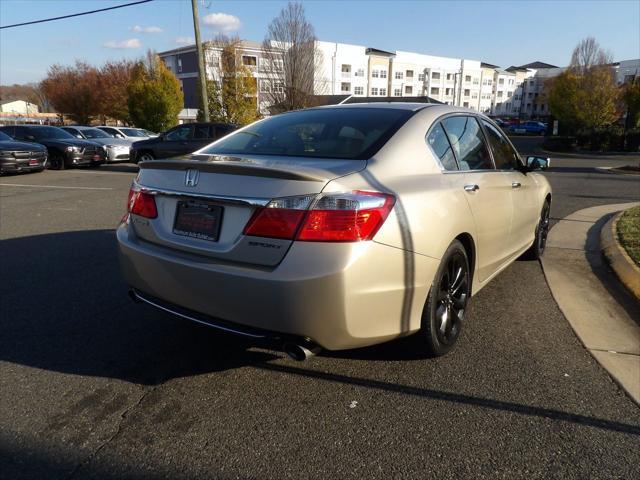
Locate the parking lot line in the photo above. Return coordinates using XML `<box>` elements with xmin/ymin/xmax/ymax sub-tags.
<box><xmin>0</xmin><ymin>183</ymin><xmax>113</xmax><ymax>191</ymax></box>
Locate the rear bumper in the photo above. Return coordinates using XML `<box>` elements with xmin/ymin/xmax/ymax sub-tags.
<box><xmin>117</xmin><ymin>224</ymin><xmax>437</xmax><ymax>350</ymax></box>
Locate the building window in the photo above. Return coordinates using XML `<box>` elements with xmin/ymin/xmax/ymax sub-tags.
<box><xmin>464</xmin><ymin>89</ymin><xmax>470</xmax><ymax>97</ymax></box>
<box><xmin>273</xmin><ymin>82</ymin><xmax>284</xmax><ymax>94</ymax></box>
<box><xmin>371</xmin><ymin>87</ymin><xmax>379</xmax><ymax>95</ymax></box>
<box><xmin>341</xmin><ymin>64</ymin><xmax>351</xmax><ymax>73</ymax></box>
<box><xmin>395</xmin><ymin>71</ymin><xmax>404</xmax><ymax>80</ymax></box>
<box><xmin>465</xmin><ymin>75</ymin><xmax>471</xmax><ymax>82</ymax></box>
<box><xmin>498</xmin><ymin>78</ymin><xmax>505</xmax><ymax>85</ymax></box>
<box><xmin>372</xmin><ymin>69</ymin><xmax>379</xmax><ymax>78</ymax></box>
<box><xmin>430</xmin><ymin>87</ymin><xmax>439</xmax><ymax>95</ymax></box>
<box><xmin>177</xmin><ymin>58</ymin><xmax>183</xmax><ymax>73</ymax></box>
<box><xmin>418</xmin><ymin>73</ymin><xmax>425</xmax><ymax>81</ymax></box>
<box><xmin>463</xmin><ymin>102</ymin><xmax>469</xmax><ymax>107</ymax></box>
<box><xmin>380</xmin><ymin>88</ymin><xmax>387</xmax><ymax>96</ymax></box>
<box><xmin>259</xmin><ymin>80</ymin><xmax>271</xmax><ymax>93</ymax></box>
<box><xmin>405</xmin><ymin>86</ymin><xmax>413</xmax><ymax>95</ymax></box>
<box><xmin>431</xmin><ymin>72</ymin><xmax>441</xmax><ymax>80</ymax></box>
<box><xmin>507</xmin><ymin>91</ymin><xmax>513</xmax><ymax>98</ymax></box>
<box><xmin>497</xmin><ymin>91</ymin><xmax>503</xmax><ymax>98</ymax></box>
<box><xmin>354</xmin><ymin>86</ymin><xmax>364</xmax><ymax>95</ymax></box>
<box><xmin>242</xmin><ymin>55</ymin><xmax>257</xmax><ymax>66</ymax></box>
<box><xmin>406</xmin><ymin>70</ymin><xmax>414</xmax><ymax>78</ymax></box>
<box><xmin>341</xmin><ymin>82</ymin><xmax>351</xmax><ymax>93</ymax></box>
<box><xmin>355</xmin><ymin>68</ymin><xmax>364</xmax><ymax>77</ymax></box>
<box><xmin>472</xmin><ymin>78</ymin><xmax>479</xmax><ymax>85</ymax></box>
<box><xmin>394</xmin><ymin>88</ymin><xmax>402</xmax><ymax>96</ymax></box>
<box><xmin>380</xmin><ymin>69</ymin><xmax>387</xmax><ymax>78</ymax></box>
<box><xmin>472</xmin><ymin>93</ymin><xmax>478</xmax><ymax>99</ymax></box>
<box><xmin>445</xmin><ymin>88</ymin><xmax>452</xmax><ymax>96</ymax></box>
<box><xmin>446</xmin><ymin>73</ymin><xmax>453</xmax><ymax>81</ymax></box>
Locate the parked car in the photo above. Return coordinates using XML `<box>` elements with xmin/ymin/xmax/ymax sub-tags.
<box><xmin>118</xmin><ymin>104</ymin><xmax>552</xmax><ymax>360</ymax></box>
<box><xmin>0</xmin><ymin>130</ymin><xmax>47</xmax><ymax>175</ymax></box>
<box><xmin>509</xmin><ymin>121</ymin><xmax>547</xmax><ymax>135</ymax></box>
<box><xmin>61</xmin><ymin>126</ymin><xmax>131</xmax><ymax>163</ymax></box>
<box><xmin>130</xmin><ymin>122</ymin><xmax>237</xmax><ymax>162</ymax></box>
<box><xmin>96</xmin><ymin>126</ymin><xmax>155</xmax><ymax>141</ymax></box>
<box><xmin>0</xmin><ymin>125</ymin><xmax>105</xmax><ymax>170</ymax></box>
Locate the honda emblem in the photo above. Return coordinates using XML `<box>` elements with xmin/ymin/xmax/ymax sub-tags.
<box><xmin>185</xmin><ymin>169</ymin><xmax>199</xmax><ymax>187</ymax></box>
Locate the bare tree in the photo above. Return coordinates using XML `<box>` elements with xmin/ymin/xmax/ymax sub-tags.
<box><xmin>261</xmin><ymin>2</ymin><xmax>324</xmax><ymax>112</ymax></box>
<box><xmin>570</xmin><ymin>37</ymin><xmax>613</xmax><ymax>74</ymax></box>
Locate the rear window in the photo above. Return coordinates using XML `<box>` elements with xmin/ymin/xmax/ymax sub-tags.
<box><xmin>201</xmin><ymin>108</ymin><xmax>415</xmax><ymax>160</ymax></box>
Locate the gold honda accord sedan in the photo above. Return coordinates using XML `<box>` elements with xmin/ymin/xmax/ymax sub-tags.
<box><xmin>118</xmin><ymin>104</ymin><xmax>551</xmax><ymax>360</ymax></box>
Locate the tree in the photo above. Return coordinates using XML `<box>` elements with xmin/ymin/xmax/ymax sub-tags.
<box><xmin>127</xmin><ymin>54</ymin><xmax>183</xmax><ymax>132</ymax></box>
<box><xmin>261</xmin><ymin>2</ymin><xmax>324</xmax><ymax>112</ymax></box>
<box><xmin>623</xmin><ymin>77</ymin><xmax>640</xmax><ymax>129</ymax></box>
<box><xmin>547</xmin><ymin>37</ymin><xmax>620</xmax><ymax>132</ymax></box>
<box><xmin>40</xmin><ymin>61</ymin><xmax>101</xmax><ymax>124</ymax></box>
<box><xmin>199</xmin><ymin>35</ymin><xmax>260</xmax><ymax>125</ymax></box>
<box><xmin>98</xmin><ymin>59</ymin><xmax>136</xmax><ymax>124</ymax></box>
<box><xmin>570</xmin><ymin>37</ymin><xmax>612</xmax><ymax>75</ymax></box>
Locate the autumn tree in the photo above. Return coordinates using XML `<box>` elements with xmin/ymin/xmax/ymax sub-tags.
<box><xmin>98</xmin><ymin>59</ymin><xmax>136</xmax><ymax>124</ymax></box>
<box><xmin>261</xmin><ymin>2</ymin><xmax>324</xmax><ymax>112</ymax></box>
<box><xmin>199</xmin><ymin>35</ymin><xmax>260</xmax><ymax>125</ymax></box>
<box><xmin>547</xmin><ymin>37</ymin><xmax>621</xmax><ymax>132</ymax></box>
<box><xmin>127</xmin><ymin>53</ymin><xmax>183</xmax><ymax>132</ymax></box>
<box><xmin>40</xmin><ymin>61</ymin><xmax>101</xmax><ymax>124</ymax></box>
<box><xmin>623</xmin><ymin>77</ymin><xmax>640</xmax><ymax>129</ymax></box>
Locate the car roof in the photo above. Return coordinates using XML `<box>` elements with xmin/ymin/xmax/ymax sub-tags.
<box><xmin>311</xmin><ymin>102</ymin><xmax>438</xmax><ymax>112</ymax></box>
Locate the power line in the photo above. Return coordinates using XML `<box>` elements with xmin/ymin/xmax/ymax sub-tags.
<box><xmin>0</xmin><ymin>0</ymin><xmax>154</xmax><ymax>30</ymax></box>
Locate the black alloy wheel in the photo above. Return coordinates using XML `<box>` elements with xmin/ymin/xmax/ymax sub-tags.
<box><xmin>47</xmin><ymin>151</ymin><xmax>66</xmax><ymax>170</ymax></box>
<box><xmin>524</xmin><ymin>201</ymin><xmax>550</xmax><ymax>260</ymax></box>
<box><xmin>420</xmin><ymin>239</ymin><xmax>470</xmax><ymax>356</ymax></box>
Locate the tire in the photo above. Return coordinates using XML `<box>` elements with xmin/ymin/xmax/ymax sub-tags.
<box><xmin>137</xmin><ymin>151</ymin><xmax>154</xmax><ymax>163</ymax></box>
<box><xmin>47</xmin><ymin>151</ymin><xmax>66</xmax><ymax>170</ymax></box>
<box><xmin>418</xmin><ymin>239</ymin><xmax>471</xmax><ymax>357</ymax></box>
<box><xmin>523</xmin><ymin>201</ymin><xmax>550</xmax><ymax>260</ymax></box>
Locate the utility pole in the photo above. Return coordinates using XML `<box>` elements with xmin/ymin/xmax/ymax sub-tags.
<box><xmin>191</xmin><ymin>0</ymin><xmax>209</xmax><ymax>121</ymax></box>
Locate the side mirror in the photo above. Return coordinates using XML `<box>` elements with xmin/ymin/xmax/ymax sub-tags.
<box><xmin>526</xmin><ymin>155</ymin><xmax>550</xmax><ymax>170</ymax></box>
<box><xmin>76</xmin><ymin>134</ymin><xmax>83</xmax><ymax>139</ymax></box>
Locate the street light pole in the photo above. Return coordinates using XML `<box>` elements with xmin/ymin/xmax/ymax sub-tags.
<box><xmin>191</xmin><ymin>0</ymin><xmax>209</xmax><ymax>122</ymax></box>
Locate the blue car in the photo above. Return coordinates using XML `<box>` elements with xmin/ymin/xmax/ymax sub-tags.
<box><xmin>509</xmin><ymin>121</ymin><xmax>547</xmax><ymax>135</ymax></box>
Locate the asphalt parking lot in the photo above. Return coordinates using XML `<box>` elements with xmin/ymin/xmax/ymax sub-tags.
<box><xmin>1</xmin><ymin>155</ymin><xmax>639</xmax><ymax>479</ymax></box>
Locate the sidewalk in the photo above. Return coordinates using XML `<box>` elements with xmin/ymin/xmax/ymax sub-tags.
<box><xmin>541</xmin><ymin>203</ymin><xmax>640</xmax><ymax>404</ymax></box>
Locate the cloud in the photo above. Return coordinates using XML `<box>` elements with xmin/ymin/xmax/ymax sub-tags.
<box><xmin>132</xmin><ymin>25</ymin><xmax>163</xmax><ymax>33</ymax></box>
<box><xmin>175</xmin><ymin>36</ymin><xmax>195</xmax><ymax>45</ymax></box>
<box><xmin>103</xmin><ymin>38</ymin><xmax>142</xmax><ymax>49</ymax></box>
<box><xmin>203</xmin><ymin>13</ymin><xmax>241</xmax><ymax>32</ymax></box>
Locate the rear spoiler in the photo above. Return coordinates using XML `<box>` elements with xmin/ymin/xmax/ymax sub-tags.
<box><xmin>139</xmin><ymin>156</ymin><xmax>325</xmax><ymax>182</ymax></box>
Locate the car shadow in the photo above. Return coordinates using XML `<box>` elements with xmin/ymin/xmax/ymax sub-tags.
<box><xmin>0</xmin><ymin>229</ymin><xmax>279</xmax><ymax>386</ymax></box>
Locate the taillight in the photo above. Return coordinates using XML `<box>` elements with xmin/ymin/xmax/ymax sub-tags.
<box><xmin>127</xmin><ymin>187</ymin><xmax>157</xmax><ymax>219</ymax></box>
<box><xmin>243</xmin><ymin>191</ymin><xmax>395</xmax><ymax>242</ymax></box>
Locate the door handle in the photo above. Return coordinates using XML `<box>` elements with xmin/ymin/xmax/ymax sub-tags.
<box><xmin>511</xmin><ymin>182</ymin><xmax>522</xmax><ymax>189</ymax></box>
<box><xmin>464</xmin><ymin>184</ymin><xmax>479</xmax><ymax>192</ymax></box>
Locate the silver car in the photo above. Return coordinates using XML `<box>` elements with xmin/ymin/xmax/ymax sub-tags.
<box><xmin>97</xmin><ymin>126</ymin><xmax>156</xmax><ymax>142</ymax></box>
<box><xmin>61</xmin><ymin>126</ymin><xmax>131</xmax><ymax>163</ymax></box>
<box><xmin>118</xmin><ymin>104</ymin><xmax>551</xmax><ymax>360</ymax></box>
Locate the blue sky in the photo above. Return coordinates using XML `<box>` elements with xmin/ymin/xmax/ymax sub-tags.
<box><xmin>1</xmin><ymin>0</ymin><xmax>638</xmax><ymax>85</ymax></box>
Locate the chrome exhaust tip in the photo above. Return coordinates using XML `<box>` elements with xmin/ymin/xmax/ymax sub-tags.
<box><xmin>283</xmin><ymin>342</ymin><xmax>321</xmax><ymax>361</ymax></box>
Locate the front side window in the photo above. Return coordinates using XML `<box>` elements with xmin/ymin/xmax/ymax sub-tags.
<box><xmin>441</xmin><ymin>116</ymin><xmax>493</xmax><ymax>170</ymax></box>
<box><xmin>80</xmin><ymin>128</ymin><xmax>110</xmax><ymax>139</ymax></box>
<box><xmin>201</xmin><ymin>107</ymin><xmax>414</xmax><ymax>160</ymax></box>
<box><xmin>481</xmin><ymin>120</ymin><xmax>519</xmax><ymax>170</ymax></box>
<box><xmin>165</xmin><ymin>125</ymin><xmax>191</xmax><ymax>141</ymax></box>
<box><xmin>193</xmin><ymin>125</ymin><xmax>211</xmax><ymax>139</ymax></box>
<box><xmin>426</xmin><ymin>122</ymin><xmax>457</xmax><ymax>171</ymax></box>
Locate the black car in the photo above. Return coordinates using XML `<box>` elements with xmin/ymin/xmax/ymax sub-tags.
<box><xmin>131</xmin><ymin>122</ymin><xmax>237</xmax><ymax>162</ymax></box>
<box><xmin>0</xmin><ymin>125</ymin><xmax>106</xmax><ymax>170</ymax></box>
<box><xmin>0</xmin><ymin>130</ymin><xmax>48</xmax><ymax>175</ymax></box>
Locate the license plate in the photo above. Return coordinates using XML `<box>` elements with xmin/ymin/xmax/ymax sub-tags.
<box><xmin>29</xmin><ymin>159</ymin><xmax>39</xmax><ymax>166</ymax></box>
<box><xmin>173</xmin><ymin>201</ymin><xmax>223</xmax><ymax>242</ymax></box>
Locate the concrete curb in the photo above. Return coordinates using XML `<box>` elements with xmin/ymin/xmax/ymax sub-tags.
<box><xmin>541</xmin><ymin>203</ymin><xmax>640</xmax><ymax>405</ymax></box>
<box><xmin>601</xmin><ymin>212</ymin><xmax>640</xmax><ymax>299</ymax></box>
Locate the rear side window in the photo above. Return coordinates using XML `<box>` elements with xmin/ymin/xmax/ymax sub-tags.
<box><xmin>166</xmin><ymin>125</ymin><xmax>192</xmax><ymax>141</ymax></box>
<box><xmin>201</xmin><ymin>108</ymin><xmax>415</xmax><ymax>160</ymax></box>
<box><xmin>193</xmin><ymin>124</ymin><xmax>211</xmax><ymax>139</ymax></box>
<box><xmin>426</xmin><ymin>122</ymin><xmax>458</xmax><ymax>171</ymax></box>
<box><xmin>481</xmin><ymin>120</ymin><xmax>520</xmax><ymax>170</ymax></box>
<box><xmin>441</xmin><ymin>116</ymin><xmax>493</xmax><ymax>170</ymax></box>
<box><xmin>0</xmin><ymin>126</ymin><xmax>15</xmax><ymax>137</ymax></box>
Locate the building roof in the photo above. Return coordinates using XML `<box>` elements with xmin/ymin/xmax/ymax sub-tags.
<box><xmin>518</xmin><ymin>61</ymin><xmax>559</xmax><ymax>69</ymax></box>
<box><xmin>505</xmin><ymin>65</ymin><xmax>528</xmax><ymax>72</ymax></box>
<box><xmin>480</xmin><ymin>62</ymin><xmax>500</xmax><ymax>69</ymax></box>
<box><xmin>365</xmin><ymin>47</ymin><xmax>395</xmax><ymax>57</ymax></box>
